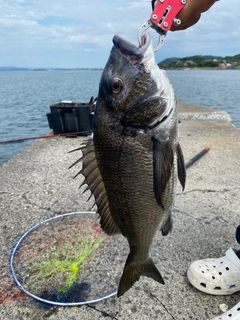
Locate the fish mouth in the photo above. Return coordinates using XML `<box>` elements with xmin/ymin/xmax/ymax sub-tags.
<box><xmin>113</xmin><ymin>33</ymin><xmax>151</xmax><ymax>64</ymax></box>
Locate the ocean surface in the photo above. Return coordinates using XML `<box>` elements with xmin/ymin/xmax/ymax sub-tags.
<box><xmin>0</xmin><ymin>69</ymin><xmax>240</xmax><ymax>166</ymax></box>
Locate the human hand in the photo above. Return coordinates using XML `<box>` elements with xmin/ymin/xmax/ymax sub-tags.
<box><xmin>170</xmin><ymin>0</ymin><xmax>217</xmax><ymax>31</ymax></box>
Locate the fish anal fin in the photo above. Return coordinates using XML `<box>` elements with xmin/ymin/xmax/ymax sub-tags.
<box><xmin>177</xmin><ymin>143</ymin><xmax>186</xmax><ymax>191</ymax></box>
<box><xmin>100</xmin><ymin>208</ymin><xmax>120</xmax><ymax>235</ymax></box>
<box><xmin>152</xmin><ymin>136</ymin><xmax>174</xmax><ymax>209</ymax></box>
<box><xmin>70</xmin><ymin>140</ymin><xmax>120</xmax><ymax>235</ymax></box>
<box><xmin>117</xmin><ymin>257</ymin><xmax>164</xmax><ymax>297</ymax></box>
<box><xmin>161</xmin><ymin>214</ymin><xmax>173</xmax><ymax>236</ymax></box>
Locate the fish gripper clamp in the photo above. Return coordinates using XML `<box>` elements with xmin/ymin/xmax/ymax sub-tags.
<box><xmin>139</xmin><ymin>0</ymin><xmax>187</xmax><ymax>52</ymax></box>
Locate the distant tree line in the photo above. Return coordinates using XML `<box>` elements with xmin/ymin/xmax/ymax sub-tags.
<box><xmin>158</xmin><ymin>54</ymin><xmax>240</xmax><ymax>69</ymax></box>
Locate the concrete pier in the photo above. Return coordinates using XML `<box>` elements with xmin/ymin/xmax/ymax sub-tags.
<box><xmin>1</xmin><ymin>102</ymin><xmax>240</xmax><ymax>320</ymax></box>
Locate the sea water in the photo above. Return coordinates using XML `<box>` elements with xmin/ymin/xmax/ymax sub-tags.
<box><xmin>0</xmin><ymin>69</ymin><xmax>240</xmax><ymax>166</ymax></box>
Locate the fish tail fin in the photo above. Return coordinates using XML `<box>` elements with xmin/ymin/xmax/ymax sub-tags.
<box><xmin>117</xmin><ymin>257</ymin><xmax>164</xmax><ymax>297</ymax></box>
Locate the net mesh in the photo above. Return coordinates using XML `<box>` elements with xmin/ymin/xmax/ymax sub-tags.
<box><xmin>1</xmin><ymin>195</ymin><xmax>128</xmax><ymax>306</ymax></box>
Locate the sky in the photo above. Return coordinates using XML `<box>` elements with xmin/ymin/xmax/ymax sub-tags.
<box><xmin>0</xmin><ymin>0</ymin><xmax>239</xmax><ymax>68</ymax></box>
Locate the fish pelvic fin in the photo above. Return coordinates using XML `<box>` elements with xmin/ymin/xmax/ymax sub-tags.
<box><xmin>69</xmin><ymin>140</ymin><xmax>120</xmax><ymax>235</ymax></box>
<box><xmin>176</xmin><ymin>142</ymin><xmax>186</xmax><ymax>191</ymax></box>
<box><xmin>152</xmin><ymin>136</ymin><xmax>174</xmax><ymax>209</ymax></box>
<box><xmin>117</xmin><ymin>256</ymin><xmax>164</xmax><ymax>297</ymax></box>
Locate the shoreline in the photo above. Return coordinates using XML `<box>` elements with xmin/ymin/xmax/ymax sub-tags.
<box><xmin>0</xmin><ymin>102</ymin><xmax>238</xmax><ymax>167</ymax></box>
<box><xmin>166</xmin><ymin>67</ymin><xmax>240</xmax><ymax>71</ymax></box>
<box><xmin>1</xmin><ymin>67</ymin><xmax>240</xmax><ymax>72</ymax></box>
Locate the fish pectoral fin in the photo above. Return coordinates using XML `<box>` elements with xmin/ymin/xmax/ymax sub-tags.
<box><xmin>161</xmin><ymin>214</ymin><xmax>173</xmax><ymax>236</ymax></box>
<box><xmin>177</xmin><ymin>143</ymin><xmax>186</xmax><ymax>191</ymax></box>
<box><xmin>117</xmin><ymin>256</ymin><xmax>164</xmax><ymax>297</ymax></box>
<box><xmin>69</xmin><ymin>140</ymin><xmax>120</xmax><ymax>235</ymax></box>
<box><xmin>152</xmin><ymin>136</ymin><xmax>174</xmax><ymax>209</ymax></box>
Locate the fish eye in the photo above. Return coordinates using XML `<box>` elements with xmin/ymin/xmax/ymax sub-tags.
<box><xmin>111</xmin><ymin>78</ymin><xmax>123</xmax><ymax>94</ymax></box>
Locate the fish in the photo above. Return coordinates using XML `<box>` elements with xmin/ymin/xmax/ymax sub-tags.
<box><xmin>70</xmin><ymin>32</ymin><xmax>186</xmax><ymax>297</ymax></box>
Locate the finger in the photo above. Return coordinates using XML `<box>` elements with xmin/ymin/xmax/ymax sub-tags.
<box><xmin>171</xmin><ymin>13</ymin><xmax>201</xmax><ymax>31</ymax></box>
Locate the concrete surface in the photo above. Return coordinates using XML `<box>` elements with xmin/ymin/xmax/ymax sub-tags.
<box><xmin>0</xmin><ymin>102</ymin><xmax>240</xmax><ymax>320</ymax></box>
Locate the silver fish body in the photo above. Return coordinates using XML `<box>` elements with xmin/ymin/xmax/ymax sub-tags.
<box><xmin>71</xmin><ymin>32</ymin><xmax>186</xmax><ymax>297</ymax></box>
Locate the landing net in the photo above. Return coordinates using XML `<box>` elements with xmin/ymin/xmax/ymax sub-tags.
<box><xmin>10</xmin><ymin>211</ymin><xmax>127</xmax><ymax>306</ymax></box>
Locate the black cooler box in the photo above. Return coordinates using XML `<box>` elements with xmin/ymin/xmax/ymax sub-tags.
<box><xmin>46</xmin><ymin>101</ymin><xmax>94</xmax><ymax>135</ymax></box>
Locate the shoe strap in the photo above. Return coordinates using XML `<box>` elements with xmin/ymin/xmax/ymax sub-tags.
<box><xmin>226</xmin><ymin>248</ymin><xmax>240</xmax><ymax>269</ymax></box>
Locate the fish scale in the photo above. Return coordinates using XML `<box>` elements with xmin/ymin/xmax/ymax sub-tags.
<box><xmin>97</xmin><ymin>137</ymin><xmax>163</xmax><ymax>267</ymax></box>
<box><xmin>71</xmin><ymin>32</ymin><xmax>186</xmax><ymax>297</ymax></box>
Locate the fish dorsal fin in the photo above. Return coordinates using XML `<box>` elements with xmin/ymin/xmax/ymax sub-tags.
<box><xmin>176</xmin><ymin>143</ymin><xmax>186</xmax><ymax>191</ymax></box>
<box><xmin>152</xmin><ymin>136</ymin><xmax>174</xmax><ymax>209</ymax></box>
<box><xmin>70</xmin><ymin>141</ymin><xmax>120</xmax><ymax>235</ymax></box>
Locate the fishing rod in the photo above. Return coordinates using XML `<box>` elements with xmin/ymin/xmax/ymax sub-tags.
<box><xmin>1</xmin><ymin>133</ymin><xmax>210</xmax><ymax>168</ymax></box>
<box><xmin>0</xmin><ymin>131</ymin><xmax>92</xmax><ymax>144</ymax></box>
<box><xmin>185</xmin><ymin>147</ymin><xmax>210</xmax><ymax>169</ymax></box>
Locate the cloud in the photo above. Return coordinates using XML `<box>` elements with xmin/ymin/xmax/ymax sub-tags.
<box><xmin>0</xmin><ymin>0</ymin><xmax>239</xmax><ymax>67</ymax></box>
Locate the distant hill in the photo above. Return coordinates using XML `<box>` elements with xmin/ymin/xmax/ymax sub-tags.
<box><xmin>2</xmin><ymin>54</ymin><xmax>240</xmax><ymax>71</ymax></box>
<box><xmin>0</xmin><ymin>66</ymin><xmax>102</xmax><ymax>71</ymax></box>
<box><xmin>0</xmin><ymin>66</ymin><xmax>31</xmax><ymax>71</ymax></box>
<box><xmin>158</xmin><ymin>54</ymin><xmax>240</xmax><ymax>69</ymax></box>
<box><xmin>159</xmin><ymin>57</ymin><xmax>179</xmax><ymax>65</ymax></box>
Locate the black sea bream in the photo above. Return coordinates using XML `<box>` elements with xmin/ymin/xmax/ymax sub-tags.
<box><xmin>71</xmin><ymin>32</ymin><xmax>186</xmax><ymax>297</ymax></box>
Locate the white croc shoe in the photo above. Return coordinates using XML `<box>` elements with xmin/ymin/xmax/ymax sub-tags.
<box><xmin>210</xmin><ymin>302</ymin><xmax>240</xmax><ymax>320</ymax></box>
<box><xmin>187</xmin><ymin>248</ymin><xmax>240</xmax><ymax>295</ymax></box>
